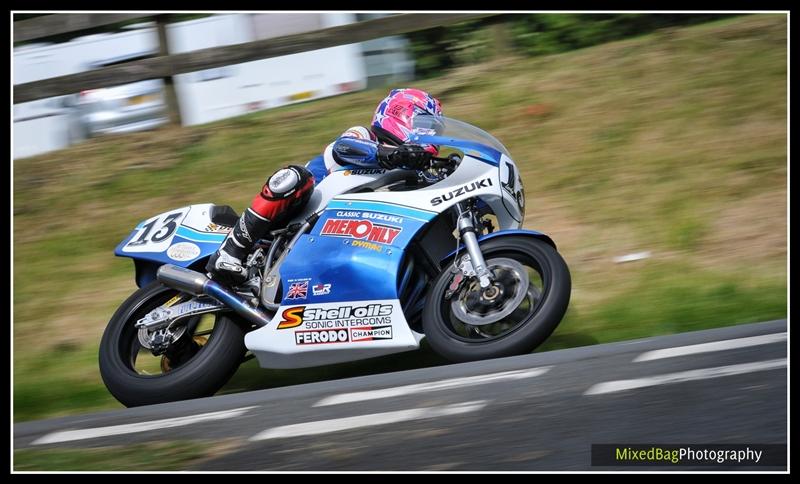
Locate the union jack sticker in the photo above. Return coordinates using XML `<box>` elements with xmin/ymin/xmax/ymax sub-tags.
<box><xmin>286</xmin><ymin>281</ymin><xmax>308</xmax><ymax>300</ymax></box>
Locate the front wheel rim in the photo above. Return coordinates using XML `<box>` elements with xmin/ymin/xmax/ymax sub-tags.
<box><xmin>439</xmin><ymin>252</ymin><xmax>548</xmax><ymax>342</ymax></box>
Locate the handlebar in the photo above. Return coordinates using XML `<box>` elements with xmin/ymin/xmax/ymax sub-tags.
<box><xmin>429</xmin><ymin>153</ymin><xmax>462</xmax><ymax>170</ymax></box>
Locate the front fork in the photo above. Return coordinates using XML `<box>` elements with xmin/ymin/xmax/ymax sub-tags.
<box><xmin>455</xmin><ymin>201</ymin><xmax>493</xmax><ymax>288</ymax></box>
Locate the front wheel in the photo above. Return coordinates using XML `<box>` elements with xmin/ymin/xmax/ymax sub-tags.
<box><xmin>99</xmin><ymin>281</ymin><xmax>247</xmax><ymax>407</ymax></box>
<box><xmin>422</xmin><ymin>236</ymin><xmax>571</xmax><ymax>362</ymax></box>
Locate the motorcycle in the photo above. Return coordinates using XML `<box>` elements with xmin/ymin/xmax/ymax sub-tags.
<box><xmin>99</xmin><ymin>115</ymin><xmax>572</xmax><ymax>407</ymax></box>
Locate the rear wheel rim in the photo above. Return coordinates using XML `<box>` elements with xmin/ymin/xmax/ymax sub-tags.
<box><xmin>119</xmin><ymin>289</ymin><xmax>222</xmax><ymax>377</ymax></box>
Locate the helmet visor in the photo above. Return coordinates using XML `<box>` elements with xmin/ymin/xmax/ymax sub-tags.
<box><xmin>412</xmin><ymin>114</ymin><xmax>446</xmax><ymax>136</ymax></box>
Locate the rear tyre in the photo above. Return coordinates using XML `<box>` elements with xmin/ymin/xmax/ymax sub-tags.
<box><xmin>99</xmin><ymin>281</ymin><xmax>247</xmax><ymax>407</ymax></box>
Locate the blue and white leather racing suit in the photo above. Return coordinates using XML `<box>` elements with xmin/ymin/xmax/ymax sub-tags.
<box><xmin>306</xmin><ymin>126</ymin><xmax>395</xmax><ymax>185</ymax></box>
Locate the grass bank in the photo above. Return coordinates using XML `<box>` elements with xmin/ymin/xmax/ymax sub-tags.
<box><xmin>13</xmin><ymin>15</ymin><xmax>787</xmax><ymax>422</ymax></box>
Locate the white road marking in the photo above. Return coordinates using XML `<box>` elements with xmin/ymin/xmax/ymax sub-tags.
<box><xmin>584</xmin><ymin>358</ymin><xmax>787</xmax><ymax>395</ymax></box>
<box><xmin>633</xmin><ymin>332</ymin><xmax>787</xmax><ymax>362</ymax></box>
<box><xmin>313</xmin><ymin>367</ymin><xmax>550</xmax><ymax>407</ymax></box>
<box><xmin>250</xmin><ymin>401</ymin><xmax>488</xmax><ymax>441</ymax></box>
<box><xmin>31</xmin><ymin>406</ymin><xmax>258</xmax><ymax>445</ymax></box>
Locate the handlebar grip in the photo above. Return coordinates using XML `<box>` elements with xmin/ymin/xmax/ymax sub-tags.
<box><xmin>429</xmin><ymin>154</ymin><xmax>461</xmax><ymax>169</ymax></box>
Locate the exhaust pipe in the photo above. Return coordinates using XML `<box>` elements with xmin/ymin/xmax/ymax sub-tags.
<box><xmin>157</xmin><ymin>264</ymin><xmax>271</xmax><ymax>328</ymax></box>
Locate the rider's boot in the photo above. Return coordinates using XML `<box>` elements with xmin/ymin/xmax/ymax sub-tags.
<box><xmin>206</xmin><ymin>165</ymin><xmax>314</xmax><ymax>285</ymax></box>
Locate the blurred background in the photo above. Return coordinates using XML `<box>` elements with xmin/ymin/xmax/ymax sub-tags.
<box><xmin>13</xmin><ymin>12</ymin><xmax>787</xmax><ymax>433</ymax></box>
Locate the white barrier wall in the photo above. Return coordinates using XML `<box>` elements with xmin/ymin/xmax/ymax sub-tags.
<box><xmin>13</xmin><ymin>13</ymin><xmax>369</xmax><ymax>159</ymax></box>
<box><xmin>13</xmin><ymin>30</ymin><xmax>159</xmax><ymax>158</ymax></box>
<box><xmin>169</xmin><ymin>13</ymin><xmax>366</xmax><ymax>126</ymax></box>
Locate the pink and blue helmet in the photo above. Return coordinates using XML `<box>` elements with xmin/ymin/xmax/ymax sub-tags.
<box><xmin>372</xmin><ymin>88</ymin><xmax>443</xmax><ymax>144</ymax></box>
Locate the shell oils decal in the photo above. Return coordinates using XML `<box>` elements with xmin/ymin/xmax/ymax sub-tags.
<box><xmin>276</xmin><ymin>303</ymin><xmax>393</xmax><ymax>331</ymax></box>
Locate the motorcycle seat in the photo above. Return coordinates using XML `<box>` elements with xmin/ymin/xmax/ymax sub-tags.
<box><xmin>210</xmin><ymin>204</ymin><xmax>240</xmax><ymax>227</ymax></box>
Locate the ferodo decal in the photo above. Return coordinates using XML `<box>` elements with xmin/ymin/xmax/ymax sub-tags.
<box><xmin>321</xmin><ymin>218</ymin><xmax>401</xmax><ymax>245</ymax></box>
<box><xmin>430</xmin><ymin>177</ymin><xmax>494</xmax><ymax>206</ymax></box>
<box><xmin>295</xmin><ymin>329</ymin><xmax>350</xmax><ymax>345</ymax></box>
<box><xmin>277</xmin><ymin>303</ymin><xmax>393</xmax><ymax>331</ymax></box>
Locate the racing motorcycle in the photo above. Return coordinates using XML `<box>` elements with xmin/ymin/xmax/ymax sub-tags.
<box><xmin>99</xmin><ymin>115</ymin><xmax>571</xmax><ymax>407</ymax></box>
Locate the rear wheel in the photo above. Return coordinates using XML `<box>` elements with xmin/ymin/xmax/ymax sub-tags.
<box><xmin>422</xmin><ymin>236</ymin><xmax>571</xmax><ymax>362</ymax></box>
<box><xmin>99</xmin><ymin>281</ymin><xmax>247</xmax><ymax>407</ymax></box>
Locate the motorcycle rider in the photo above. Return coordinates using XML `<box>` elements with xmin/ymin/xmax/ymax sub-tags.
<box><xmin>206</xmin><ymin>88</ymin><xmax>444</xmax><ymax>285</ymax></box>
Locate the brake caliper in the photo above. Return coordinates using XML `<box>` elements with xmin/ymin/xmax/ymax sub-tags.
<box><xmin>444</xmin><ymin>268</ymin><xmax>467</xmax><ymax>300</ymax></box>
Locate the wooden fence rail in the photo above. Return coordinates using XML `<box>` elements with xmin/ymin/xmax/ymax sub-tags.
<box><xmin>13</xmin><ymin>13</ymin><xmax>495</xmax><ymax>104</ymax></box>
<box><xmin>13</xmin><ymin>13</ymin><xmax>152</xmax><ymax>43</ymax></box>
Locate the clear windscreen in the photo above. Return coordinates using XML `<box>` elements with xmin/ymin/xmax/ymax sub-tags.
<box><xmin>412</xmin><ymin>115</ymin><xmax>511</xmax><ymax>157</ymax></box>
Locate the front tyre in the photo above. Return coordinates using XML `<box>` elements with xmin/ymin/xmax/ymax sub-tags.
<box><xmin>99</xmin><ymin>281</ymin><xmax>247</xmax><ymax>407</ymax></box>
<box><xmin>422</xmin><ymin>236</ymin><xmax>571</xmax><ymax>362</ymax></box>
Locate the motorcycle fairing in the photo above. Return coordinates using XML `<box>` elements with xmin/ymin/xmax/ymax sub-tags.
<box><xmin>244</xmin><ymin>298</ymin><xmax>422</xmax><ymax>369</ymax></box>
<box><xmin>244</xmin><ymin>200</ymin><xmax>434</xmax><ymax>368</ymax></box>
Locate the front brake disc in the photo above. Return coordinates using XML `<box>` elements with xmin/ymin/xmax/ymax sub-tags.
<box><xmin>450</xmin><ymin>257</ymin><xmax>529</xmax><ymax>326</ymax></box>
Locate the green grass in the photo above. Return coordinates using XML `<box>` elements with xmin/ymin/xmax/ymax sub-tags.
<box><xmin>13</xmin><ymin>15</ymin><xmax>787</xmax><ymax>422</ymax></box>
<box><xmin>541</xmin><ymin>263</ymin><xmax>787</xmax><ymax>350</ymax></box>
<box><xmin>14</xmin><ymin>441</ymin><xmax>216</xmax><ymax>471</ymax></box>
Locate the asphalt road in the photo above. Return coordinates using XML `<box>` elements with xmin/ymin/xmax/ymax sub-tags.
<box><xmin>14</xmin><ymin>320</ymin><xmax>788</xmax><ymax>471</ymax></box>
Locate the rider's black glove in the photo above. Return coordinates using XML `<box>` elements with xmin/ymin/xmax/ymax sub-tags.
<box><xmin>377</xmin><ymin>144</ymin><xmax>432</xmax><ymax>170</ymax></box>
